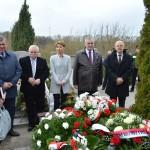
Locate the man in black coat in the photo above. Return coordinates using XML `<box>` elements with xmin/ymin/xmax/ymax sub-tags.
<box><xmin>19</xmin><ymin>45</ymin><xmax>49</xmax><ymax>131</ymax></box>
<box><xmin>73</xmin><ymin>37</ymin><xmax>103</xmax><ymax>95</ymax></box>
<box><xmin>104</xmin><ymin>41</ymin><xmax>132</xmax><ymax>107</ymax></box>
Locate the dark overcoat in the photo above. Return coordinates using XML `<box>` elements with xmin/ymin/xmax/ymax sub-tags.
<box><xmin>19</xmin><ymin>56</ymin><xmax>49</xmax><ymax>96</ymax></box>
<box><xmin>104</xmin><ymin>50</ymin><xmax>132</xmax><ymax>97</ymax></box>
<box><xmin>73</xmin><ymin>49</ymin><xmax>103</xmax><ymax>92</ymax></box>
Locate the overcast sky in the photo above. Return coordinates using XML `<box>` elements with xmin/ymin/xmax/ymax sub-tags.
<box><xmin>0</xmin><ymin>0</ymin><xmax>145</xmax><ymax>36</ymax></box>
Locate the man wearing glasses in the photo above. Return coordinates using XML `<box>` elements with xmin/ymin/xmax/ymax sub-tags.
<box><xmin>73</xmin><ymin>37</ymin><xmax>103</xmax><ymax>95</ymax></box>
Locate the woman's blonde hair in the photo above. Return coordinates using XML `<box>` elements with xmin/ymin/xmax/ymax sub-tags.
<box><xmin>55</xmin><ymin>41</ymin><xmax>65</xmax><ymax>47</ymax></box>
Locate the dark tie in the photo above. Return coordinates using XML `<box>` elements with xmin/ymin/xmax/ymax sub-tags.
<box><xmin>89</xmin><ymin>50</ymin><xmax>92</xmax><ymax>64</ymax></box>
<box><xmin>118</xmin><ymin>54</ymin><xmax>122</xmax><ymax>63</ymax></box>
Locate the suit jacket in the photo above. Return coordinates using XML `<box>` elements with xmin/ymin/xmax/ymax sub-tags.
<box><xmin>50</xmin><ymin>54</ymin><xmax>72</xmax><ymax>94</ymax></box>
<box><xmin>73</xmin><ymin>49</ymin><xmax>103</xmax><ymax>92</ymax></box>
<box><xmin>104</xmin><ymin>50</ymin><xmax>132</xmax><ymax>97</ymax></box>
<box><xmin>0</xmin><ymin>51</ymin><xmax>22</xmax><ymax>98</ymax></box>
<box><xmin>19</xmin><ymin>56</ymin><xmax>49</xmax><ymax>96</ymax></box>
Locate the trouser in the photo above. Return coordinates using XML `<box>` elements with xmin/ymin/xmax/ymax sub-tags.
<box><xmin>102</xmin><ymin>72</ymin><xmax>108</xmax><ymax>89</ymax></box>
<box><xmin>24</xmin><ymin>94</ymin><xmax>45</xmax><ymax>128</ymax></box>
<box><xmin>4</xmin><ymin>97</ymin><xmax>16</xmax><ymax>130</ymax></box>
<box><xmin>53</xmin><ymin>86</ymin><xmax>68</xmax><ymax>110</ymax></box>
<box><xmin>78</xmin><ymin>90</ymin><xmax>97</xmax><ymax>96</ymax></box>
<box><xmin>110</xmin><ymin>96</ymin><xmax>126</xmax><ymax>107</ymax></box>
<box><xmin>131</xmin><ymin>68</ymin><xmax>138</xmax><ymax>90</ymax></box>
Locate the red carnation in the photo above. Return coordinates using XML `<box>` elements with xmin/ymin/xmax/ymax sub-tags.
<box><xmin>111</xmin><ymin>99</ymin><xmax>117</xmax><ymax>103</ymax></box>
<box><xmin>74</xmin><ymin>121</ymin><xmax>80</xmax><ymax>129</ymax></box>
<box><xmin>84</xmin><ymin>117</ymin><xmax>92</xmax><ymax>126</ymax></box>
<box><xmin>108</xmin><ymin>100</ymin><xmax>113</xmax><ymax>106</ymax></box>
<box><xmin>70</xmin><ymin>138</ymin><xmax>77</xmax><ymax>150</ymax></box>
<box><xmin>133</xmin><ymin>137</ymin><xmax>142</xmax><ymax>144</ymax></box>
<box><xmin>73</xmin><ymin>110</ymin><xmax>82</xmax><ymax>117</ymax></box>
<box><xmin>72</xmin><ymin>129</ymin><xmax>76</xmax><ymax>134</ymax></box>
<box><xmin>83</xmin><ymin>123</ymin><xmax>88</xmax><ymax>129</ymax></box>
<box><xmin>110</xmin><ymin>136</ymin><xmax>121</xmax><ymax>145</ymax></box>
<box><xmin>103</xmin><ymin>108</ymin><xmax>111</xmax><ymax>116</ymax></box>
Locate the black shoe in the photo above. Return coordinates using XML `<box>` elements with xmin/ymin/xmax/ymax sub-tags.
<box><xmin>8</xmin><ymin>130</ymin><xmax>20</xmax><ymax>136</ymax></box>
<box><xmin>28</xmin><ymin>126</ymin><xmax>34</xmax><ymax>132</ymax></box>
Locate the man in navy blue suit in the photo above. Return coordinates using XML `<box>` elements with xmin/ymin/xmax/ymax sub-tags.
<box><xmin>0</xmin><ymin>36</ymin><xmax>22</xmax><ymax>136</ymax></box>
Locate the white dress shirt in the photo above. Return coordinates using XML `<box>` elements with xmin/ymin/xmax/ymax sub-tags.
<box><xmin>30</xmin><ymin>58</ymin><xmax>37</xmax><ymax>77</ymax></box>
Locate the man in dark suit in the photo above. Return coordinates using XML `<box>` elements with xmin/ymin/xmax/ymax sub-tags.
<box><xmin>73</xmin><ymin>37</ymin><xmax>103</xmax><ymax>95</ymax></box>
<box><xmin>104</xmin><ymin>41</ymin><xmax>132</xmax><ymax>107</ymax></box>
<box><xmin>19</xmin><ymin>45</ymin><xmax>49</xmax><ymax>131</ymax></box>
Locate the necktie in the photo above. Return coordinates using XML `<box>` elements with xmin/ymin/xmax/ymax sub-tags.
<box><xmin>118</xmin><ymin>54</ymin><xmax>122</xmax><ymax>63</ymax></box>
<box><xmin>31</xmin><ymin>59</ymin><xmax>36</xmax><ymax>77</ymax></box>
<box><xmin>89</xmin><ymin>50</ymin><xmax>92</xmax><ymax>64</ymax></box>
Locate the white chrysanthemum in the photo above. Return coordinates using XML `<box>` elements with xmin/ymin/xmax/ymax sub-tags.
<box><xmin>55</xmin><ymin>135</ymin><xmax>61</xmax><ymax>141</ymax></box>
<box><xmin>106</xmin><ymin>119</ymin><xmax>114</xmax><ymax>126</ymax></box>
<box><xmin>87</xmin><ymin>109</ymin><xmax>93</xmax><ymax>115</ymax></box>
<box><xmin>79</xmin><ymin>92</ymin><xmax>89</xmax><ymax>100</ymax></box>
<box><xmin>120</xmin><ymin>112</ymin><xmax>127</xmax><ymax>117</ymax></box>
<box><xmin>62</xmin><ymin>122</ymin><xmax>69</xmax><ymax>129</ymax></box>
<box><xmin>41</xmin><ymin>117</ymin><xmax>46</xmax><ymax>121</ymax></box>
<box><xmin>37</xmin><ymin>129</ymin><xmax>42</xmax><ymax>135</ymax></box>
<box><xmin>86</xmin><ymin>100</ymin><xmax>92</xmax><ymax>107</ymax></box>
<box><xmin>79</xmin><ymin>101</ymin><xmax>85</xmax><ymax>108</ymax></box>
<box><xmin>139</xmin><ymin>124</ymin><xmax>145</xmax><ymax>128</ymax></box>
<box><xmin>54</xmin><ymin>112</ymin><xmax>59</xmax><ymax>117</ymax></box>
<box><xmin>114</xmin><ymin>126</ymin><xmax>123</xmax><ymax>132</ymax></box>
<box><xmin>45</xmin><ymin>112</ymin><xmax>50</xmax><ymax>117</ymax></box>
<box><xmin>44</xmin><ymin>123</ymin><xmax>49</xmax><ymax>130</ymax></box>
<box><xmin>74</xmin><ymin>103</ymin><xmax>80</xmax><ymax>110</ymax></box>
<box><xmin>129</xmin><ymin>114</ymin><xmax>136</xmax><ymax>119</ymax></box>
<box><xmin>91</xmin><ymin>100</ymin><xmax>98</xmax><ymax>108</ymax></box>
<box><xmin>67</xmin><ymin>112</ymin><xmax>73</xmax><ymax>116</ymax></box>
<box><xmin>47</xmin><ymin>114</ymin><xmax>52</xmax><ymax>120</ymax></box>
<box><xmin>89</xmin><ymin>114</ymin><xmax>95</xmax><ymax>120</ymax></box>
<box><xmin>56</xmin><ymin>109</ymin><xmax>61</xmax><ymax>113</ymax></box>
<box><xmin>59</xmin><ymin>112</ymin><xmax>66</xmax><ymax>119</ymax></box>
<box><xmin>124</xmin><ymin>117</ymin><xmax>133</xmax><ymax>124</ymax></box>
<box><xmin>83</xmin><ymin>106</ymin><xmax>86</xmax><ymax>110</ymax></box>
<box><xmin>37</xmin><ymin>140</ymin><xmax>41</xmax><ymax>147</ymax></box>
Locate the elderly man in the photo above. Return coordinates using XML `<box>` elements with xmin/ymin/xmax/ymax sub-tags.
<box><xmin>19</xmin><ymin>45</ymin><xmax>49</xmax><ymax>131</ymax></box>
<box><xmin>73</xmin><ymin>37</ymin><xmax>103</xmax><ymax>95</ymax></box>
<box><xmin>0</xmin><ymin>36</ymin><xmax>22</xmax><ymax>136</ymax></box>
<box><xmin>104</xmin><ymin>40</ymin><xmax>132</xmax><ymax>107</ymax></box>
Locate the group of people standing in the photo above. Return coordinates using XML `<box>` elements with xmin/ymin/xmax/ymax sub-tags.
<box><xmin>0</xmin><ymin>35</ymin><xmax>139</xmax><ymax>138</ymax></box>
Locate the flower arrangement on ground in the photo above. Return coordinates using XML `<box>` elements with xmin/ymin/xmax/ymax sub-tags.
<box><xmin>32</xmin><ymin>93</ymin><xmax>150</xmax><ymax>150</ymax></box>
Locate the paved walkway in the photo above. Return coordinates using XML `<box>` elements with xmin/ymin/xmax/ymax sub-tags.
<box><xmin>0</xmin><ymin>88</ymin><xmax>136</xmax><ymax>150</ymax></box>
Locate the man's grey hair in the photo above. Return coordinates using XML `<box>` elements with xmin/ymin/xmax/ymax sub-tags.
<box><xmin>0</xmin><ymin>35</ymin><xmax>5</xmax><ymax>42</ymax></box>
<box><xmin>28</xmin><ymin>45</ymin><xmax>39</xmax><ymax>52</ymax></box>
<box><xmin>84</xmin><ymin>36</ymin><xmax>95</xmax><ymax>43</ymax></box>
